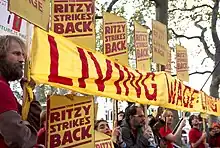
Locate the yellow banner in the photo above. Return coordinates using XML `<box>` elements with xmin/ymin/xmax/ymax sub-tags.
<box><xmin>165</xmin><ymin>73</ymin><xmax>203</xmax><ymax>113</ymax></box>
<box><xmin>201</xmin><ymin>91</ymin><xmax>220</xmax><ymax>117</ymax></box>
<box><xmin>47</xmin><ymin>95</ymin><xmax>94</xmax><ymax>148</ymax></box>
<box><xmin>30</xmin><ymin>27</ymin><xmax>220</xmax><ymax>116</ymax></box>
<box><xmin>134</xmin><ymin>22</ymin><xmax>151</xmax><ymax>71</ymax></box>
<box><xmin>176</xmin><ymin>45</ymin><xmax>189</xmax><ymax>82</ymax></box>
<box><xmin>103</xmin><ymin>12</ymin><xmax>128</xmax><ymax>66</ymax></box>
<box><xmin>152</xmin><ymin>20</ymin><xmax>168</xmax><ymax>65</ymax></box>
<box><xmin>9</xmin><ymin>0</ymin><xmax>50</xmax><ymax>30</ymax></box>
<box><xmin>51</xmin><ymin>0</ymin><xmax>96</xmax><ymax>50</ymax></box>
<box><xmin>165</xmin><ymin>46</ymin><xmax>171</xmax><ymax>73</ymax></box>
<box><xmin>95</xmin><ymin>131</ymin><xmax>114</xmax><ymax>148</ymax></box>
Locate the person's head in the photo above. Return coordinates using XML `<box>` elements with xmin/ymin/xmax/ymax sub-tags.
<box><xmin>118</xmin><ymin>111</ymin><xmax>125</xmax><ymax>121</ymax></box>
<box><xmin>161</xmin><ymin>109</ymin><xmax>173</xmax><ymax>125</ymax></box>
<box><xmin>209</xmin><ymin>128</ymin><xmax>215</xmax><ymax>136</ymax></box>
<box><xmin>40</xmin><ymin>110</ymin><xmax>47</xmax><ymax>128</ymax></box>
<box><xmin>189</xmin><ymin>115</ymin><xmax>200</xmax><ymax>128</ymax></box>
<box><xmin>212</xmin><ymin>123</ymin><xmax>220</xmax><ymax>134</ymax></box>
<box><xmin>95</xmin><ymin>119</ymin><xmax>111</xmax><ymax>136</ymax></box>
<box><xmin>125</xmin><ymin>105</ymin><xmax>146</xmax><ymax>128</ymax></box>
<box><xmin>0</xmin><ymin>35</ymin><xmax>25</xmax><ymax>81</ymax></box>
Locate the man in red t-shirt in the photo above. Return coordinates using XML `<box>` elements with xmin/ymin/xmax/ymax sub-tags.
<box><xmin>0</xmin><ymin>35</ymin><xmax>39</xmax><ymax>148</ymax></box>
<box><xmin>188</xmin><ymin>115</ymin><xmax>208</xmax><ymax>148</ymax></box>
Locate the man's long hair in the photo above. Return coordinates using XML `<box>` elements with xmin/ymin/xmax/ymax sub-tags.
<box><xmin>0</xmin><ymin>35</ymin><xmax>26</xmax><ymax>81</ymax></box>
<box><xmin>0</xmin><ymin>35</ymin><xmax>25</xmax><ymax>59</ymax></box>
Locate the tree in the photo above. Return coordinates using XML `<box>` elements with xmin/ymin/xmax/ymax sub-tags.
<box><xmin>167</xmin><ymin>0</ymin><xmax>219</xmax><ymax>122</ymax></box>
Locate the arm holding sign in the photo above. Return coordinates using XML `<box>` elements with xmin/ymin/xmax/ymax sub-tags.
<box><xmin>0</xmin><ymin>80</ymin><xmax>37</xmax><ymax>148</ymax></box>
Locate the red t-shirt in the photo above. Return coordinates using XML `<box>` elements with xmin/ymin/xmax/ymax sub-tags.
<box><xmin>37</xmin><ymin>127</ymin><xmax>46</xmax><ymax>146</ymax></box>
<box><xmin>216</xmin><ymin>134</ymin><xmax>220</xmax><ymax>147</ymax></box>
<box><xmin>189</xmin><ymin>128</ymin><xmax>205</xmax><ymax>148</ymax></box>
<box><xmin>159</xmin><ymin>126</ymin><xmax>173</xmax><ymax>148</ymax></box>
<box><xmin>0</xmin><ymin>76</ymin><xmax>18</xmax><ymax>148</ymax></box>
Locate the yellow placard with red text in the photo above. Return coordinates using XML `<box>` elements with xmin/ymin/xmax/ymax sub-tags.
<box><xmin>165</xmin><ymin>46</ymin><xmax>171</xmax><ymax>73</ymax></box>
<box><xmin>51</xmin><ymin>0</ymin><xmax>95</xmax><ymax>50</ymax></box>
<box><xmin>95</xmin><ymin>131</ymin><xmax>114</xmax><ymax>148</ymax></box>
<box><xmin>9</xmin><ymin>0</ymin><xmax>50</xmax><ymax>30</ymax></box>
<box><xmin>30</xmin><ymin>27</ymin><xmax>220</xmax><ymax>116</ymax></box>
<box><xmin>103</xmin><ymin>12</ymin><xmax>128</xmax><ymax>66</ymax></box>
<box><xmin>46</xmin><ymin>95</ymin><xmax>94</xmax><ymax>148</ymax></box>
<box><xmin>134</xmin><ymin>22</ymin><xmax>151</xmax><ymax>71</ymax></box>
<box><xmin>152</xmin><ymin>20</ymin><xmax>168</xmax><ymax>65</ymax></box>
<box><xmin>176</xmin><ymin>45</ymin><xmax>189</xmax><ymax>82</ymax></box>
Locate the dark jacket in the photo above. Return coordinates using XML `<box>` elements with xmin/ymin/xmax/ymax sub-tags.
<box><xmin>121</xmin><ymin>120</ymin><xmax>150</xmax><ymax>148</ymax></box>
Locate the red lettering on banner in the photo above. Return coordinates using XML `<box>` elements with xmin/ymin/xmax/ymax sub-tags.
<box><xmin>48</xmin><ymin>35</ymin><xmax>73</xmax><ymax>86</ymax></box>
<box><xmin>135</xmin><ymin>70</ymin><xmax>142</xmax><ymax>98</ymax></box>
<box><xmin>50</xmin><ymin>126</ymin><xmax>91</xmax><ymax>147</ymax></box>
<box><xmin>211</xmin><ymin>99</ymin><xmax>217</xmax><ymax>112</ymax></box>
<box><xmin>123</xmin><ymin>67</ymin><xmax>131</xmax><ymax>96</ymax></box>
<box><xmin>202</xmin><ymin>95</ymin><xmax>217</xmax><ymax>112</ymax></box>
<box><xmin>54</xmin><ymin>22</ymin><xmax>92</xmax><ymax>34</ymax></box>
<box><xmin>190</xmin><ymin>90</ymin><xmax>199</xmax><ymax>108</ymax></box>
<box><xmin>88</xmin><ymin>52</ymin><xmax>113</xmax><ymax>91</ymax></box>
<box><xmin>54</xmin><ymin>3</ymin><xmax>93</xmax><ymax>13</ymax></box>
<box><xmin>105</xmin><ymin>24</ymin><xmax>126</xmax><ymax>34</ymax></box>
<box><xmin>105</xmin><ymin>41</ymin><xmax>126</xmax><ymax>54</ymax></box>
<box><xmin>176</xmin><ymin>83</ymin><xmax>183</xmax><ymax>106</ymax></box>
<box><xmin>54</xmin><ymin>14</ymin><xmax>93</xmax><ymax>22</ymax></box>
<box><xmin>50</xmin><ymin>116</ymin><xmax>91</xmax><ymax>134</ymax></box>
<box><xmin>62</xmin><ymin>130</ymin><xmax>74</xmax><ymax>145</ymax></box>
<box><xmin>183</xmin><ymin>86</ymin><xmax>191</xmax><ymax>107</ymax></box>
<box><xmin>78</xmin><ymin>47</ymin><xmax>89</xmax><ymax>88</ymax></box>
<box><xmin>168</xmin><ymin>79</ymin><xmax>199</xmax><ymax>108</ymax></box>
<box><xmin>114</xmin><ymin>63</ymin><xmax>125</xmax><ymax>94</ymax></box>
<box><xmin>136</xmin><ymin>48</ymin><xmax>148</xmax><ymax>59</ymax></box>
<box><xmin>96</xmin><ymin>141</ymin><xmax>113</xmax><ymax>148</ymax></box>
<box><xmin>50</xmin><ymin>105</ymin><xmax>91</xmax><ymax>123</ymax></box>
<box><xmin>168</xmin><ymin>79</ymin><xmax>177</xmax><ymax>104</ymax></box>
<box><xmin>126</xmin><ymin>70</ymin><xmax>141</xmax><ymax>98</ymax></box>
<box><xmin>74</xmin><ymin>107</ymin><xmax>82</xmax><ymax>118</ymax></box>
<box><xmin>141</xmin><ymin>72</ymin><xmax>157</xmax><ymax>100</ymax></box>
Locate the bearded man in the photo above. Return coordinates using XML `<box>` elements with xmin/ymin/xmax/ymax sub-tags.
<box><xmin>0</xmin><ymin>35</ymin><xmax>41</xmax><ymax>148</ymax></box>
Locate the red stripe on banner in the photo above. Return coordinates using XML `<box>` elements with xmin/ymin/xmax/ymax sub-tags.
<box><xmin>135</xmin><ymin>70</ymin><xmax>143</xmax><ymax>98</ymax></box>
<box><xmin>114</xmin><ymin>63</ymin><xmax>124</xmax><ymax>94</ymax></box>
<box><xmin>141</xmin><ymin>72</ymin><xmax>157</xmax><ymax>100</ymax></box>
<box><xmin>123</xmin><ymin>67</ymin><xmax>131</xmax><ymax>96</ymax></box>
<box><xmin>129</xmin><ymin>71</ymin><xmax>138</xmax><ymax>97</ymax></box>
<box><xmin>77</xmin><ymin>47</ymin><xmax>89</xmax><ymax>88</ymax></box>
<box><xmin>88</xmin><ymin>51</ymin><xmax>104</xmax><ymax>91</ymax></box>
<box><xmin>88</xmin><ymin>52</ymin><xmax>113</xmax><ymax>92</ymax></box>
<box><xmin>12</xmin><ymin>14</ymin><xmax>22</xmax><ymax>32</ymax></box>
<box><xmin>48</xmin><ymin>35</ymin><xmax>73</xmax><ymax>86</ymax></box>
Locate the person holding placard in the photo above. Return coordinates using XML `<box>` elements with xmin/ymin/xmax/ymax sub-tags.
<box><xmin>0</xmin><ymin>35</ymin><xmax>41</xmax><ymax>148</ymax></box>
